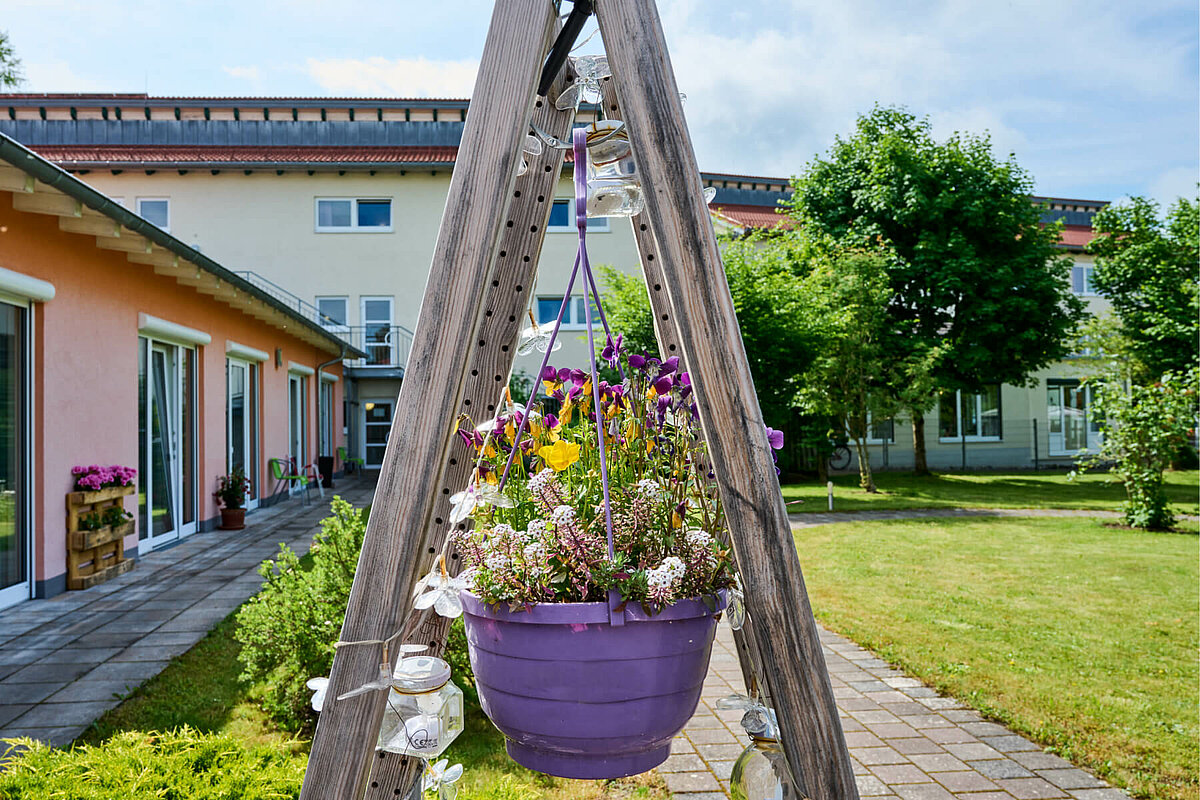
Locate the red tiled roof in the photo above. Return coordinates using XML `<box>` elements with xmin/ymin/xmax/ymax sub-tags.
<box><xmin>712</xmin><ymin>203</ymin><xmax>792</xmax><ymax>229</ymax></box>
<box><xmin>1059</xmin><ymin>225</ymin><xmax>1097</xmax><ymax>248</ymax></box>
<box><xmin>29</xmin><ymin>145</ymin><xmax>460</xmax><ymax>166</ymax></box>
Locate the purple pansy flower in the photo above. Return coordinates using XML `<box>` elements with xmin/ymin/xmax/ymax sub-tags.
<box><xmin>765</xmin><ymin>426</ymin><xmax>784</xmax><ymax>450</ymax></box>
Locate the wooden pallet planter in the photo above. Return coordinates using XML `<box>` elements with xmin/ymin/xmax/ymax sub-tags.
<box><xmin>66</xmin><ymin>485</ymin><xmax>135</xmax><ymax>590</ymax></box>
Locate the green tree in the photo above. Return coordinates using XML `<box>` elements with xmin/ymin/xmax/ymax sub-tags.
<box><xmin>0</xmin><ymin>32</ymin><xmax>22</xmax><ymax>88</ymax></box>
<box><xmin>1087</xmin><ymin>195</ymin><xmax>1199</xmax><ymax>381</ymax></box>
<box><xmin>787</xmin><ymin>106</ymin><xmax>1086</xmax><ymax>473</ymax></box>
<box><xmin>599</xmin><ymin>237</ymin><xmax>816</xmax><ymax>431</ymax></box>
<box><xmin>794</xmin><ymin>248</ymin><xmax>895</xmax><ymax>491</ymax></box>
<box><xmin>1076</xmin><ymin>370</ymin><xmax>1198</xmax><ymax>530</ymax></box>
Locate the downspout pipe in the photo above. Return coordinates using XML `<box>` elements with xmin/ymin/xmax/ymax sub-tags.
<box><xmin>316</xmin><ymin>345</ymin><xmax>348</xmax><ymax>460</ymax></box>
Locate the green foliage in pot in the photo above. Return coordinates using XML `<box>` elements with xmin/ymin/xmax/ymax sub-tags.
<box><xmin>214</xmin><ymin>467</ymin><xmax>251</xmax><ymax>510</ymax></box>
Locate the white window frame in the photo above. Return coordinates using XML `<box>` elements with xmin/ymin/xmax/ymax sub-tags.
<box><xmin>314</xmin><ymin>197</ymin><xmax>394</xmax><ymax>233</ymax></box>
<box><xmin>0</xmin><ymin>297</ymin><xmax>33</xmax><ymax>610</ymax></box>
<box><xmin>546</xmin><ymin>198</ymin><xmax>610</xmax><ymax>233</ymax></box>
<box><xmin>1047</xmin><ymin>381</ymin><xmax>1101</xmax><ymax>456</ymax></box>
<box><xmin>535</xmin><ymin>294</ymin><xmax>601</xmax><ymax>332</ymax></box>
<box><xmin>1071</xmin><ymin>259</ymin><xmax>1098</xmax><ymax>296</ymax></box>
<box><xmin>360</xmin><ymin>296</ymin><xmax>395</xmax><ymax>365</ymax></box>
<box><xmin>938</xmin><ymin>387</ymin><xmax>1003</xmax><ymax>443</ymax></box>
<box><xmin>315</xmin><ymin>296</ymin><xmax>350</xmax><ymax>331</ymax></box>
<box><xmin>136</xmin><ymin>197</ymin><xmax>171</xmax><ymax>232</ymax></box>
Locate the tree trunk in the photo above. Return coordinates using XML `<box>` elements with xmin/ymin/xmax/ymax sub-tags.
<box><xmin>911</xmin><ymin>410</ymin><xmax>930</xmax><ymax>475</ymax></box>
<box><xmin>816</xmin><ymin>449</ymin><xmax>829</xmax><ymax>485</ymax></box>
<box><xmin>852</xmin><ymin>437</ymin><xmax>877</xmax><ymax>492</ymax></box>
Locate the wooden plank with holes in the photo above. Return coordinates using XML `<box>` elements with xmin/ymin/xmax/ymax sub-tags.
<box><xmin>360</xmin><ymin>62</ymin><xmax>579</xmax><ymax>800</ymax></box>
<box><xmin>297</xmin><ymin>2</ymin><xmax>556</xmax><ymax>798</ymax></box>
<box><xmin>596</xmin><ymin>75</ymin><xmax>773</xmax><ymax>706</ymax></box>
<box><xmin>596</xmin><ymin>1</ymin><xmax>859</xmax><ymax>798</ymax></box>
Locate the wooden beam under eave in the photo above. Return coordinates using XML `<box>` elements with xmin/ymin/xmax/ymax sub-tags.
<box><xmin>0</xmin><ymin>166</ymin><xmax>34</xmax><ymax>194</ymax></box>
<box><xmin>96</xmin><ymin>235</ymin><xmax>152</xmax><ymax>255</ymax></box>
<box><xmin>12</xmin><ymin>191</ymin><xmax>82</xmax><ymax>218</ymax></box>
<box><xmin>129</xmin><ymin>250</ymin><xmax>180</xmax><ymax>270</ymax></box>
<box><xmin>59</xmin><ymin>214</ymin><xmax>122</xmax><ymax>238</ymax></box>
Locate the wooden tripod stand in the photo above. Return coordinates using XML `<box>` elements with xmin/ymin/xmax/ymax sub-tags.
<box><xmin>299</xmin><ymin>2</ymin><xmax>859</xmax><ymax>799</ymax></box>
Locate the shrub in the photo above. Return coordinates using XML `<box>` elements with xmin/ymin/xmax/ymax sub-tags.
<box><xmin>1077</xmin><ymin>369</ymin><xmax>1199</xmax><ymax>530</ymax></box>
<box><xmin>0</xmin><ymin>728</ymin><xmax>304</xmax><ymax>799</ymax></box>
<box><xmin>235</xmin><ymin>496</ymin><xmax>366</xmax><ymax>731</ymax></box>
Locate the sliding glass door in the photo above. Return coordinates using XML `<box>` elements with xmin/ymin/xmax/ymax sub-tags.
<box><xmin>139</xmin><ymin>338</ymin><xmax>197</xmax><ymax>549</ymax></box>
<box><xmin>227</xmin><ymin>359</ymin><xmax>259</xmax><ymax>510</ymax></box>
<box><xmin>0</xmin><ymin>302</ymin><xmax>28</xmax><ymax>610</ymax></box>
<box><xmin>288</xmin><ymin>374</ymin><xmax>308</xmax><ymax>494</ymax></box>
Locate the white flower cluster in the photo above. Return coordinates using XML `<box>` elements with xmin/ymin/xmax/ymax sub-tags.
<box><xmin>523</xmin><ymin>541</ymin><xmax>547</xmax><ymax>573</ymax></box>
<box><xmin>646</xmin><ymin>556</ymin><xmax>686</xmax><ymax>596</ymax></box>
<box><xmin>491</xmin><ymin>523</ymin><xmax>515</xmax><ymax>539</ymax></box>
<box><xmin>551</xmin><ymin>505</ymin><xmax>576</xmax><ymax>527</ymax></box>
<box><xmin>485</xmin><ymin>552</ymin><xmax>510</xmax><ymax>572</ymax></box>
<box><xmin>527</xmin><ymin>469</ymin><xmax>554</xmax><ymax>495</ymax></box>
<box><xmin>685</xmin><ymin>529</ymin><xmax>712</xmax><ymax>548</ymax></box>
<box><xmin>635</xmin><ymin>478</ymin><xmax>665</xmax><ymax>500</ymax></box>
<box><xmin>525</xmin><ymin>519</ymin><xmax>547</xmax><ymax>538</ymax></box>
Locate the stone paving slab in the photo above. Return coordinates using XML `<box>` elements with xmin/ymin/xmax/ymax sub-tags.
<box><xmin>665</xmin><ymin>617</ymin><xmax>1131</xmax><ymax>800</ymax></box>
<box><xmin>0</xmin><ymin>479</ymin><xmax>376</xmax><ymax>746</ymax></box>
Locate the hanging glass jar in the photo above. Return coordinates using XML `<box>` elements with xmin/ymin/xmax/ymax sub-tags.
<box><xmin>719</xmin><ymin>695</ymin><xmax>793</xmax><ymax>800</ymax></box>
<box><xmin>584</xmin><ymin>120</ymin><xmax>644</xmax><ymax>218</ymax></box>
<box><xmin>376</xmin><ymin>655</ymin><xmax>464</xmax><ymax>758</ymax></box>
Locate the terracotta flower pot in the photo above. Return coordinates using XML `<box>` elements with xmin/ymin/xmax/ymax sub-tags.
<box><xmin>219</xmin><ymin>507</ymin><xmax>246</xmax><ymax>530</ymax></box>
<box><xmin>460</xmin><ymin>589</ymin><xmax>726</xmax><ymax>779</ymax></box>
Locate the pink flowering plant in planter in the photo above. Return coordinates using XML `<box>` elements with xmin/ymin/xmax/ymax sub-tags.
<box><xmin>71</xmin><ymin>464</ymin><xmax>136</xmax><ymax>492</ymax></box>
<box><xmin>449</xmin><ymin>345</ymin><xmax>738</xmax><ymax>612</ymax></box>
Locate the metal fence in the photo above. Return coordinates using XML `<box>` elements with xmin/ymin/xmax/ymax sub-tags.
<box><xmin>342</xmin><ymin>325</ymin><xmax>415</xmax><ymax>370</ymax></box>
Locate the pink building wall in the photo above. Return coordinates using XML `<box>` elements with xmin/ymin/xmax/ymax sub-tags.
<box><xmin>0</xmin><ymin>195</ymin><xmax>345</xmax><ymax>595</ymax></box>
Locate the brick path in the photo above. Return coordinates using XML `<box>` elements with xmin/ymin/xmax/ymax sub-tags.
<box><xmin>0</xmin><ymin>479</ymin><xmax>376</xmax><ymax>746</ymax></box>
<box><xmin>662</xmin><ymin>509</ymin><xmax>1134</xmax><ymax>800</ymax></box>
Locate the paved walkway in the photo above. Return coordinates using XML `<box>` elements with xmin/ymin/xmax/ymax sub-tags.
<box><xmin>0</xmin><ymin>478</ymin><xmax>376</xmax><ymax>746</ymax></box>
<box><xmin>663</xmin><ymin>509</ymin><xmax>1133</xmax><ymax>800</ymax></box>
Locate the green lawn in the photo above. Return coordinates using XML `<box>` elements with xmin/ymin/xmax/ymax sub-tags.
<box><xmin>795</xmin><ymin>516</ymin><xmax>1199</xmax><ymax>800</ymax></box>
<box><xmin>782</xmin><ymin>469</ymin><xmax>1199</xmax><ymax>515</ymax></box>
<box><xmin>77</xmin><ymin>613</ymin><xmax>666</xmax><ymax>800</ymax></box>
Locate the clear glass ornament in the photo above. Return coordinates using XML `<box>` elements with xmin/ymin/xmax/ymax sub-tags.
<box><xmin>376</xmin><ymin>655</ymin><xmax>464</xmax><ymax>758</ymax></box>
<box><xmin>730</xmin><ymin>738</ymin><xmax>790</xmax><ymax>800</ymax></box>
<box><xmin>584</xmin><ymin>120</ymin><xmax>644</xmax><ymax>218</ymax></box>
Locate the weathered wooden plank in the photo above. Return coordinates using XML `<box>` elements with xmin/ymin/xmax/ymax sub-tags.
<box><xmin>595</xmin><ymin>75</ymin><xmax>773</xmax><ymax>706</ymax></box>
<box><xmin>596</xmin><ymin>2</ymin><xmax>860</xmax><ymax>798</ymax></box>
<box><xmin>297</xmin><ymin>3</ymin><xmax>555</xmax><ymax>798</ymax></box>
<box><xmin>361</xmin><ymin>60</ymin><xmax>578</xmax><ymax>800</ymax></box>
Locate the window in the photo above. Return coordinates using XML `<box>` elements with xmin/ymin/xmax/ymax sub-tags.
<box><xmin>137</xmin><ymin>198</ymin><xmax>170</xmax><ymax>231</ymax></box>
<box><xmin>315</xmin><ymin>198</ymin><xmax>393</xmax><ymax>232</ymax></box>
<box><xmin>227</xmin><ymin>359</ymin><xmax>259</xmax><ymax>509</ymax></box>
<box><xmin>0</xmin><ymin>301</ymin><xmax>29</xmax><ymax>610</ymax></box>
<box><xmin>361</xmin><ymin>296</ymin><xmax>394</xmax><ymax>365</ymax></box>
<box><xmin>536</xmin><ymin>295</ymin><xmax>601</xmax><ymax>330</ymax></box>
<box><xmin>1071</xmin><ymin>260</ymin><xmax>1098</xmax><ymax>296</ymax></box>
<box><xmin>316</xmin><ymin>296</ymin><xmax>348</xmax><ymax>329</ymax></box>
<box><xmin>547</xmin><ymin>199</ymin><xmax>610</xmax><ymax>232</ymax></box>
<box><xmin>939</xmin><ymin>385</ymin><xmax>1002</xmax><ymax>441</ymax></box>
<box><xmin>1047</xmin><ymin>381</ymin><xmax>1100</xmax><ymax>455</ymax></box>
<box><xmin>865</xmin><ymin>413</ymin><xmax>895</xmax><ymax>444</ymax></box>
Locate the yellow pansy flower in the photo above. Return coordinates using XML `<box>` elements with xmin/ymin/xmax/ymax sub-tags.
<box><xmin>539</xmin><ymin>439</ymin><xmax>581</xmax><ymax>472</ymax></box>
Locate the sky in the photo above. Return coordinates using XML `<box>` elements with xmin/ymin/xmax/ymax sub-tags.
<box><xmin>4</xmin><ymin>0</ymin><xmax>1197</xmax><ymax>206</ymax></box>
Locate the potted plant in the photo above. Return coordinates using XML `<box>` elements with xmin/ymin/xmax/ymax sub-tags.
<box><xmin>214</xmin><ymin>467</ymin><xmax>250</xmax><ymax>530</ymax></box>
<box><xmin>419</xmin><ymin>341</ymin><xmax>748</xmax><ymax>779</ymax></box>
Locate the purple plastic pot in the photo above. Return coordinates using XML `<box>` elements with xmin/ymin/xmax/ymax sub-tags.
<box><xmin>459</xmin><ymin>589</ymin><xmax>727</xmax><ymax>779</ymax></box>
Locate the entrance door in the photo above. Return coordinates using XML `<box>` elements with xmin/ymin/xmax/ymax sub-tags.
<box><xmin>140</xmin><ymin>340</ymin><xmax>196</xmax><ymax>549</ymax></box>
<box><xmin>227</xmin><ymin>360</ymin><xmax>259</xmax><ymax>510</ymax></box>
<box><xmin>1047</xmin><ymin>383</ymin><xmax>1097</xmax><ymax>456</ymax></box>
<box><xmin>363</xmin><ymin>400</ymin><xmax>392</xmax><ymax>468</ymax></box>
<box><xmin>0</xmin><ymin>303</ymin><xmax>28</xmax><ymax>610</ymax></box>
<box><xmin>288</xmin><ymin>374</ymin><xmax>308</xmax><ymax>493</ymax></box>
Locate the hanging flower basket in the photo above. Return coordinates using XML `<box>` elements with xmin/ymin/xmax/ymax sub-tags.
<box><xmin>460</xmin><ymin>589</ymin><xmax>725</xmax><ymax>778</ymax></box>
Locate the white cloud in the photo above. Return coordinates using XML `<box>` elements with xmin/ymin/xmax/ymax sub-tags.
<box><xmin>223</xmin><ymin>65</ymin><xmax>261</xmax><ymax>82</ymax></box>
<box><xmin>305</xmin><ymin>56</ymin><xmax>478</xmax><ymax>98</ymax></box>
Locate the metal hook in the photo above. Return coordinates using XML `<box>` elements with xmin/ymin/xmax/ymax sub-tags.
<box><xmin>528</xmin><ymin>120</ymin><xmax>626</xmax><ymax>152</ymax></box>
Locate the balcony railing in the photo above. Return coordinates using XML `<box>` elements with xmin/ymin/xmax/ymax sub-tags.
<box><xmin>341</xmin><ymin>325</ymin><xmax>415</xmax><ymax>371</ymax></box>
<box><xmin>234</xmin><ymin>270</ymin><xmax>341</xmax><ymax>328</ymax></box>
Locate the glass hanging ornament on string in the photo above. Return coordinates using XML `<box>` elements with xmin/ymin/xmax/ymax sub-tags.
<box><xmin>377</xmin><ymin>655</ymin><xmax>465</xmax><ymax>758</ymax></box>
<box><xmin>515</xmin><ymin>134</ymin><xmax>544</xmax><ymax>177</ymax></box>
<box><xmin>718</xmin><ymin>694</ymin><xmax>797</xmax><ymax>800</ymax></box>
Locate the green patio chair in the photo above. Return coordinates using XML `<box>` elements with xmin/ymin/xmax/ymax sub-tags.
<box><xmin>269</xmin><ymin>457</ymin><xmax>312</xmax><ymax>505</ymax></box>
<box><xmin>338</xmin><ymin>446</ymin><xmax>365</xmax><ymax>475</ymax></box>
